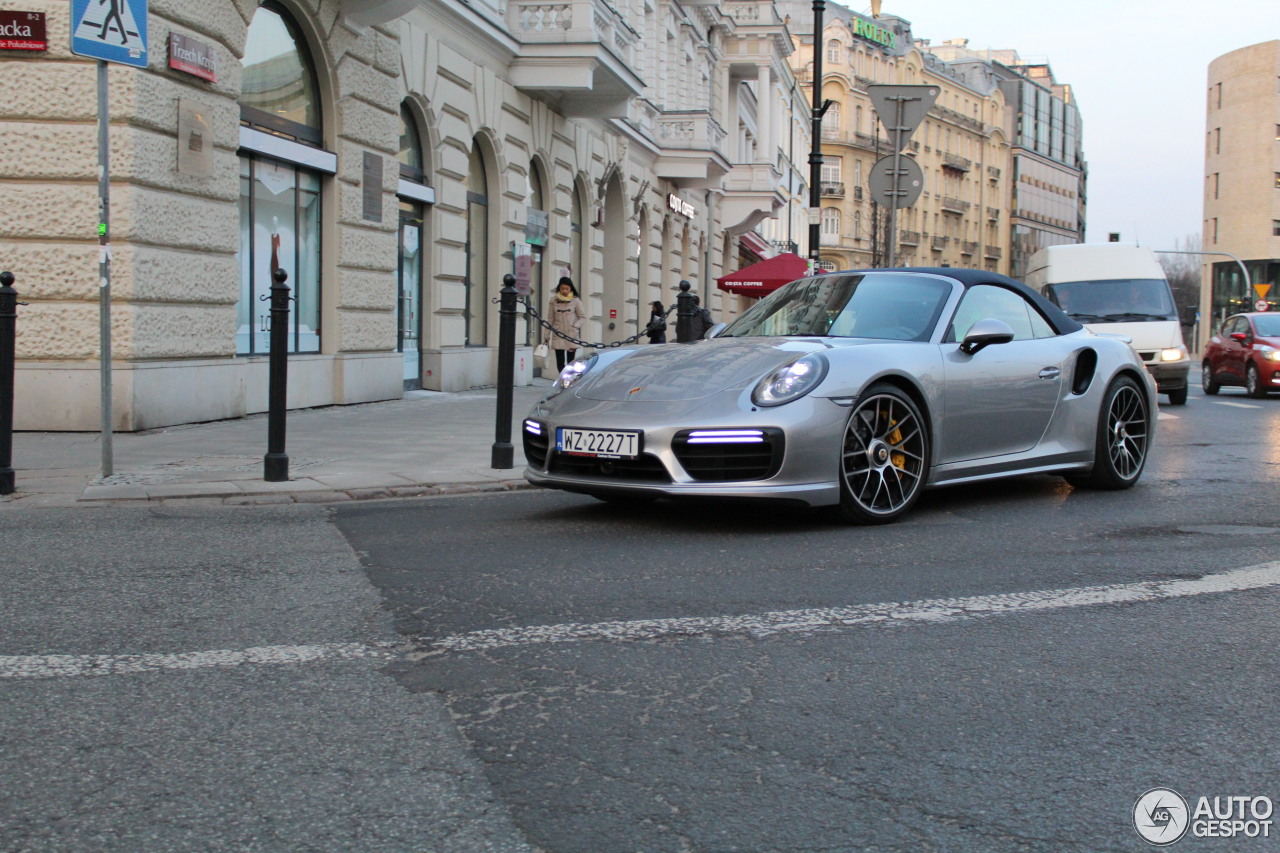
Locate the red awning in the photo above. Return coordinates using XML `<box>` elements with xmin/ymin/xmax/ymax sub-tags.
<box><xmin>716</xmin><ymin>252</ymin><xmax>809</xmax><ymax>298</ymax></box>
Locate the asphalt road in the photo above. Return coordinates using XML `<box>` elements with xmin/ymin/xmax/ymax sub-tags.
<box><xmin>4</xmin><ymin>387</ymin><xmax>1279</xmax><ymax>852</ymax></box>
<box><xmin>330</xmin><ymin>389</ymin><xmax>1280</xmax><ymax>852</ymax></box>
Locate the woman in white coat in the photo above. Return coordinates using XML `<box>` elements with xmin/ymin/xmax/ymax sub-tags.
<box><xmin>545</xmin><ymin>276</ymin><xmax>587</xmax><ymax>370</ymax></box>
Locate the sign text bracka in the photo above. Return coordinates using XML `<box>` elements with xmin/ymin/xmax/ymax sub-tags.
<box><xmin>0</xmin><ymin>11</ymin><xmax>47</xmax><ymax>51</ymax></box>
<box><xmin>852</xmin><ymin>17</ymin><xmax>894</xmax><ymax>49</ymax></box>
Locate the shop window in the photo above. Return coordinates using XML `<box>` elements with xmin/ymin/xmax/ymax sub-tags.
<box><xmin>236</xmin><ymin>3</ymin><xmax>327</xmax><ymax>356</ymax></box>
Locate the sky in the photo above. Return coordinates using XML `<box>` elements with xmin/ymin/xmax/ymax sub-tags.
<box><xmin>870</xmin><ymin>0</ymin><xmax>1277</xmax><ymax>252</ymax></box>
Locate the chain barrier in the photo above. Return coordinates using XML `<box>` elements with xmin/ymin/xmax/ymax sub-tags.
<box><xmin>494</xmin><ymin>296</ymin><xmax>678</xmax><ymax>350</ymax></box>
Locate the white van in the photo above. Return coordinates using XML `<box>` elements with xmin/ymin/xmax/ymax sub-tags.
<box><xmin>1025</xmin><ymin>242</ymin><xmax>1190</xmax><ymax>404</ymax></box>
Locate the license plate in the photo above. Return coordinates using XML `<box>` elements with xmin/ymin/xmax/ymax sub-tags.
<box><xmin>557</xmin><ymin>427</ymin><xmax>641</xmax><ymax>459</ymax></box>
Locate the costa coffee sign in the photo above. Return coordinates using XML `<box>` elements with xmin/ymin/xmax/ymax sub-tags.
<box><xmin>0</xmin><ymin>11</ymin><xmax>47</xmax><ymax>51</ymax></box>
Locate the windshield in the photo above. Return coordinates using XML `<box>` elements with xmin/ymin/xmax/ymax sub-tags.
<box><xmin>718</xmin><ymin>272</ymin><xmax>953</xmax><ymax>341</ymax></box>
<box><xmin>1045</xmin><ymin>278</ymin><xmax>1177</xmax><ymax>322</ymax></box>
<box><xmin>1254</xmin><ymin>315</ymin><xmax>1280</xmax><ymax>337</ymax></box>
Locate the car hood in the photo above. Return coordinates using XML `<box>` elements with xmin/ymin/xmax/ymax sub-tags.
<box><xmin>574</xmin><ymin>338</ymin><xmax>828</xmax><ymax>402</ymax></box>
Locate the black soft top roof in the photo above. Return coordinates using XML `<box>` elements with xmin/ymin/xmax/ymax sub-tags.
<box><xmin>830</xmin><ymin>266</ymin><xmax>1084</xmax><ymax>335</ymax></box>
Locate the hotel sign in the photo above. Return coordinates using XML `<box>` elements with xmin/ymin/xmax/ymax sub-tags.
<box><xmin>169</xmin><ymin>32</ymin><xmax>217</xmax><ymax>82</ymax></box>
<box><xmin>667</xmin><ymin>193</ymin><xmax>695</xmax><ymax>219</ymax></box>
<box><xmin>0</xmin><ymin>11</ymin><xmax>46</xmax><ymax>51</ymax></box>
<box><xmin>852</xmin><ymin>17</ymin><xmax>895</xmax><ymax>50</ymax></box>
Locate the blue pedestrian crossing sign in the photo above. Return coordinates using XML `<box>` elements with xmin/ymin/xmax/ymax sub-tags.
<box><xmin>71</xmin><ymin>0</ymin><xmax>148</xmax><ymax>68</ymax></box>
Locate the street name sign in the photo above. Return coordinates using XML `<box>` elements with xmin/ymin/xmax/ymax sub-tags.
<box><xmin>71</xmin><ymin>0</ymin><xmax>148</xmax><ymax>67</ymax></box>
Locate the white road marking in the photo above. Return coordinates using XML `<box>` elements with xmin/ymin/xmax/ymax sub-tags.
<box><xmin>421</xmin><ymin>561</ymin><xmax>1280</xmax><ymax>653</ymax></box>
<box><xmin>1215</xmin><ymin>401</ymin><xmax>1260</xmax><ymax>409</ymax></box>
<box><xmin>0</xmin><ymin>642</ymin><xmax>393</xmax><ymax>680</ymax></box>
<box><xmin>6</xmin><ymin>563</ymin><xmax>1280</xmax><ymax>678</ymax></box>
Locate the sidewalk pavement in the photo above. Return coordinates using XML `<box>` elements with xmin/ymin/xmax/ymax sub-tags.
<box><xmin>2</xmin><ymin>381</ymin><xmax>554</xmax><ymax>509</ymax></box>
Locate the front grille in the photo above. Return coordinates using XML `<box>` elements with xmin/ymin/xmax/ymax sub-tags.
<box><xmin>549</xmin><ymin>452</ymin><xmax>672</xmax><ymax>482</ymax></box>
<box><xmin>1137</xmin><ymin>351</ymin><xmax>1156</xmax><ymax>362</ymax></box>
<box><xmin>522</xmin><ymin>419</ymin><xmax>550</xmax><ymax>468</ymax></box>
<box><xmin>672</xmin><ymin>428</ymin><xmax>784</xmax><ymax>482</ymax></box>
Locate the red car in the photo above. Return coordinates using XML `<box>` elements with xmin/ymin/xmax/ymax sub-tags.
<box><xmin>1202</xmin><ymin>312</ymin><xmax>1280</xmax><ymax>397</ymax></box>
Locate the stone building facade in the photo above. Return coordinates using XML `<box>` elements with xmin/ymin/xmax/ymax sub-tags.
<box><xmin>1</xmin><ymin>0</ymin><xmax>809</xmax><ymax>430</ymax></box>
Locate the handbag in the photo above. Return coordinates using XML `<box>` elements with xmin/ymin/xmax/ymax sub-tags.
<box><xmin>534</xmin><ymin>342</ymin><xmax>553</xmax><ymax>371</ymax></box>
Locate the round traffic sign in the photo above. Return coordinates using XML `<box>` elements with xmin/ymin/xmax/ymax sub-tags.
<box><xmin>1255</xmin><ymin>300</ymin><xmax>1269</xmax><ymax>312</ymax></box>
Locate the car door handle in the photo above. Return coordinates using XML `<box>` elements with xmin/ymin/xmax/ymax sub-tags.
<box><xmin>1039</xmin><ymin>367</ymin><xmax>1061</xmax><ymax>380</ymax></box>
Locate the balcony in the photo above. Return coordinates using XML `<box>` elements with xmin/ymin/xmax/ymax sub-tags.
<box><xmin>899</xmin><ymin>230</ymin><xmax>920</xmax><ymax>246</ymax></box>
<box><xmin>984</xmin><ymin>245</ymin><xmax>1002</xmax><ymax>259</ymax></box>
<box><xmin>852</xmin><ymin>186</ymin><xmax>863</xmax><ymax>200</ymax></box>
<box><xmin>721</xmin><ymin>163</ymin><xmax>786</xmax><ymax>232</ymax></box>
<box><xmin>986</xmin><ymin>206</ymin><xmax>1000</xmax><ymax>221</ymax></box>
<box><xmin>507</xmin><ymin>0</ymin><xmax>643</xmax><ymax>117</ymax></box>
<box><xmin>942</xmin><ymin>153</ymin><xmax>971</xmax><ymax>173</ymax></box>
<box><xmin>770</xmin><ymin>239</ymin><xmax>799</xmax><ymax>254</ymax></box>
<box><xmin>820</xmin><ymin>181</ymin><xmax>844</xmax><ymax>197</ymax></box>
<box><xmin>940</xmin><ymin>197</ymin><xmax>970</xmax><ymax>214</ymax></box>
<box><xmin>987</xmin><ymin>165</ymin><xmax>1001</xmax><ymax>182</ymax></box>
<box><xmin>961</xmin><ymin>241</ymin><xmax>979</xmax><ymax>255</ymax></box>
<box><xmin>653</xmin><ymin>110</ymin><xmax>730</xmax><ymax>184</ymax></box>
<box><xmin>931</xmin><ymin>235</ymin><xmax>948</xmax><ymax>251</ymax></box>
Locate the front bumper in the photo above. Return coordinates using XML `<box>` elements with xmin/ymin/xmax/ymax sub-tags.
<box><xmin>522</xmin><ymin>390</ymin><xmax>847</xmax><ymax>507</ymax></box>
<box><xmin>1145</xmin><ymin>359</ymin><xmax>1189</xmax><ymax>393</ymax></box>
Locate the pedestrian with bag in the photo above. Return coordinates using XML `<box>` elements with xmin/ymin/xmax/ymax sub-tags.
<box><xmin>646</xmin><ymin>300</ymin><xmax>667</xmax><ymax>344</ymax></box>
<box><xmin>545</xmin><ymin>276</ymin><xmax>587</xmax><ymax>370</ymax></box>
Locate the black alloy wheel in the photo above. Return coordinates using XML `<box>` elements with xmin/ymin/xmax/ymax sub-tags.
<box><xmin>837</xmin><ymin>384</ymin><xmax>929</xmax><ymax>524</ymax></box>
<box><xmin>1070</xmin><ymin>374</ymin><xmax>1149</xmax><ymax>490</ymax></box>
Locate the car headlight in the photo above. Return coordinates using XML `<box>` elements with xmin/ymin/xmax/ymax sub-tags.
<box><xmin>1260</xmin><ymin>346</ymin><xmax>1280</xmax><ymax>363</ymax></box>
<box><xmin>752</xmin><ymin>353</ymin><xmax>828</xmax><ymax>407</ymax></box>
<box><xmin>554</xmin><ymin>354</ymin><xmax>597</xmax><ymax>391</ymax></box>
<box><xmin>1159</xmin><ymin>346</ymin><xmax>1188</xmax><ymax>362</ymax></box>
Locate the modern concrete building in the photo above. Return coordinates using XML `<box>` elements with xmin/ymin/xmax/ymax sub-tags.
<box><xmin>1201</xmin><ymin>39</ymin><xmax>1280</xmax><ymax>343</ymax></box>
<box><xmin>0</xmin><ymin>0</ymin><xmax>809</xmax><ymax>431</ymax></box>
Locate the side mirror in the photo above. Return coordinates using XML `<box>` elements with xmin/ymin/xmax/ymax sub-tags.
<box><xmin>705</xmin><ymin>322</ymin><xmax>727</xmax><ymax>340</ymax></box>
<box><xmin>1230</xmin><ymin>332</ymin><xmax>1248</xmax><ymax>343</ymax></box>
<box><xmin>960</xmin><ymin>318</ymin><xmax>1015</xmax><ymax>355</ymax></box>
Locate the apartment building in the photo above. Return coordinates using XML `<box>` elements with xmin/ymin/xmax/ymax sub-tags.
<box><xmin>0</xmin><ymin>0</ymin><xmax>809</xmax><ymax>431</ymax></box>
<box><xmin>1201</xmin><ymin>39</ymin><xmax>1280</xmax><ymax>344</ymax></box>
<box><xmin>780</xmin><ymin>2</ymin><xmax>1086</xmax><ymax>280</ymax></box>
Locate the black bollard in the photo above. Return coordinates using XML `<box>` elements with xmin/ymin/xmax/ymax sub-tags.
<box><xmin>263</xmin><ymin>267</ymin><xmax>291</xmax><ymax>482</ymax></box>
<box><xmin>675</xmin><ymin>279</ymin><xmax>694</xmax><ymax>343</ymax></box>
<box><xmin>491</xmin><ymin>273</ymin><xmax>517</xmax><ymax>469</ymax></box>
<box><xmin>0</xmin><ymin>271</ymin><xmax>17</xmax><ymax>495</ymax></box>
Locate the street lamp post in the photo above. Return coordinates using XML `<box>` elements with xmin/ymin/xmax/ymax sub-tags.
<box><xmin>808</xmin><ymin>0</ymin><xmax>828</xmax><ymax>272</ymax></box>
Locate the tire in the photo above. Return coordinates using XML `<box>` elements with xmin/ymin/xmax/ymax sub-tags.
<box><xmin>837</xmin><ymin>384</ymin><xmax>929</xmax><ymax>524</ymax></box>
<box><xmin>1201</xmin><ymin>361</ymin><xmax>1219</xmax><ymax>395</ymax></box>
<box><xmin>1246</xmin><ymin>363</ymin><xmax>1266</xmax><ymax>398</ymax></box>
<box><xmin>1075</xmin><ymin>374</ymin><xmax>1150</xmax><ymax>490</ymax></box>
<box><xmin>1166</xmin><ymin>387</ymin><xmax>1187</xmax><ymax>405</ymax></box>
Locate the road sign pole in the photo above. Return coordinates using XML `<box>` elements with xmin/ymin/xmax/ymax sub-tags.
<box><xmin>886</xmin><ymin>97</ymin><xmax>906</xmax><ymax>269</ymax></box>
<box><xmin>97</xmin><ymin>59</ymin><xmax>113</xmax><ymax>477</ymax></box>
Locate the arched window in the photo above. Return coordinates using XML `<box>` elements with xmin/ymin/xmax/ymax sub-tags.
<box><xmin>397</xmin><ymin>104</ymin><xmax>427</xmax><ymax>387</ymax></box>
<box><xmin>525</xmin><ymin>161</ymin><xmax>548</xmax><ymax>345</ymax></box>
<box><xmin>826</xmin><ymin>39</ymin><xmax>841</xmax><ymax>65</ymax></box>
<box><xmin>236</xmin><ymin>3</ymin><xmax>329</xmax><ymax>356</ymax></box>
<box><xmin>821</xmin><ymin>207</ymin><xmax>840</xmax><ymax>239</ymax></box>
<box><xmin>465</xmin><ymin>143</ymin><xmax>489</xmax><ymax>346</ymax></box>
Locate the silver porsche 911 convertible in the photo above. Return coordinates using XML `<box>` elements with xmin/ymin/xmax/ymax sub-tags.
<box><xmin>522</xmin><ymin>267</ymin><xmax>1156</xmax><ymax>524</ymax></box>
